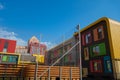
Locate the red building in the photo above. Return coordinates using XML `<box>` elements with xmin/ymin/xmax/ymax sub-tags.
<box><xmin>0</xmin><ymin>38</ymin><xmax>16</xmax><ymax>53</ymax></box>
<box><xmin>28</xmin><ymin>36</ymin><xmax>47</xmax><ymax>55</ymax></box>
<box><xmin>40</xmin><ymin>44</ymin><xmax>47</xmax><ymax>55</ymax></box>
<box><xmin>28</xmin><ymin>36</ymin><xmax>40</xmax><ymax>54</ymax></box>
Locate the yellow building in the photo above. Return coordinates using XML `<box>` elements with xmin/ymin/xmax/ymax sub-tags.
<box><xmin>74</xmin><ymin>17</ymin><xmax>120</xmax><ymax>80</ymax></box>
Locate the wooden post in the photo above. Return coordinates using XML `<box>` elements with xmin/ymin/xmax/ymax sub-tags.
<box><xmin>70</xmin><ymin>67</ymin><xmax>72</xmax><ymax>80</ymax></box>
<box><xmin>48</xmin><ymin>67</ymin><xmax>50</xmax><ymax>80</ymax></box>
<box><xmin>59</xmin><ymin>67</ymin><xmax>62</xmax><ymax>80</ymax></box>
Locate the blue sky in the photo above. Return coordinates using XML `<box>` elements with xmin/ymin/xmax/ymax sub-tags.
<box><xmin>0</xmin><ymin>0</ymin><xmax>120</xmax><ymax>48</ymax></box>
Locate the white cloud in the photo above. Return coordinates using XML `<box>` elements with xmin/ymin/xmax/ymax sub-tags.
<box><xmin>0</xmin><ymin>3</ymin><xmax>4</xmax><ymax>10</ymax></box>
<box><xmin>0</xmin><ymin>27</ymin><xmax>27</xmax><ymax>46</ymax></box>
<box><xmin>41</xmin><ymin>41</ymin><xmax>56</xmax><ymax>50</ymax></box>
<box><xmin>0</xmin><ymin>27</ymin><xmax>56</xmax><ymax>49</ymax></box>
<box><xmin>0</xmin><ymin>27</ymin><xmax>57</xmax><ymax>49</ymax></box>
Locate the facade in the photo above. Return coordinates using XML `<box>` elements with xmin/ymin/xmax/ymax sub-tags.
<box><xmin>47</xmin><ymin>37</ymin><xmax>78</xmax><ymax>66</ymax></box>
<box><xmin>0</xmin><ymin>38</ymin><xmax>16</xmax><ymax>53</ymax></box>
<box><xmin>74</xmin><ymin>17</ymin><xmax>120</xmax><ymax>80</ymax></box>
<box><xmin>27</xmin><ymin>36</ymin><xmax>47</xmax><ymax>64</ymax></box>
<box><xmin>1</xmin><ymin>17</ymin><xmax>120</xmax><ymax>79</ymax></box>
<box><xmin>47</xmin><ymin>17</ymin><xmax>120</xmax><ymax>80</ymax></box>
<box><xmin>15</xmin><ymin>46</ymin><xmax>28</xmax><ymax>54</ymax></box>
<box><xmin>0</xmin><ymin>39</ymin><xmax>19</xmax><ymax>64</ymax></box>
<box><xmin>0</xmin><ymin>52</ymin><xmax>20</xmax><ymax>64</ymax></box>
<box><xmin>40</xmin><ymin>44</ymin><xmax>47</xmax><ymax>55</ymax></box>
<box><xmin>20</xmin><ymin>53</ymin><xmax>36</xmax><ymax>63</ymax></box>
<box><xmin>28</xmin><ymin>36</ymin><xmax>40</xmax><ymax>54</ymax></box>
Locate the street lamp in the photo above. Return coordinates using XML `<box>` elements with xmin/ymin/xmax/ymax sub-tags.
<box><xmin>76</xmin><ymin>24</ymin><xmax>82</xmax><ymax>80</ymax></box>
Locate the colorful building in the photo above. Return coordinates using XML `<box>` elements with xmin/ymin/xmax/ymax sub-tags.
<box><xmin>47</xmin><ymin>37</ymin><xmax>78</xmax><ymax>66</ymax></box>
<box><xmin>74</xmin><ymin>17</ymin><xmax>120</xmax><ymax>80</ymax></box>
<box><xmin>0</xmin><ymin>38</ymin><xmax>16</xmax><ymax>53</ymax></box>
<box><xmin>0</xmin><ymin>38</ymin><xmax>20</xmax><ymax>65</ymax></box>
<box><xmin>1</xmin><ymin>17</ymin><xmax>120</xmax><ymax>80</ymax></box>
<box><xmin>27</xmin><ymin>36</ymin><xmax>47</xmax><ymax>64</ymax></box>
<box><xmin>47</xmin><ymin>17</ymin><xmax>120</xmax><ymax>80</ymax></box>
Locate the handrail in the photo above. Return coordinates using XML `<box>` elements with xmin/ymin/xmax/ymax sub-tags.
<box><xmin>39</xmin><ymin>41</ymin><xmax>80</xmax><ymax>78</ymax></box>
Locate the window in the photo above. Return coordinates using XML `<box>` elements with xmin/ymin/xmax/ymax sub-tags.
<box><xmin>82</xmin><ymin>32</ymin><xmax>92</xmax><ymax>46</ymax></box>
<box><xmin>104</xmin><ymin>56</ymin><xmax>112</xmax><ymax>72</ymax></box>
<box><xmin>64</xmin><ymin>56</ymin><xmax>68</xmax><ymax>62</ymax></box>
<box><xmin>90</xmin><ymin>43</ymin><xmax>106</xmax><ymax>57</ymax></box>
<box><xmin>83</xmin><ymin>68</ymin><xmax>88</xmax><ymax>77</ymax></box>
<box><xmin>54</xmin><ymin>50</ymin><xmax>58</xmax><ymax>57</ymax></box>
<box><xmin>90</xmin><ymin>60</ymin><xmax>102</xmax><ymax>72</ymax></box>
<box><xmin>51</xmin><ymin>53</ymin><xmax>54</xmax><ymax>58</ymax></box>
<box><xmin>84</xmin><ymin>47</ymin><xmax>89</xmax><ymax>60</ymax></box>
<box><xmin>64</xmin><ymin>47</ymin><xmax>67</xmax><ymax>52</ymax></box>
<box><xmin>3</xmin><ymin>41</ymin><xmax>8</xmax><ymax>52</ymax></box>
<box><xmin>93</xmin><ymin>45</ymin><xmax>100</xmax><ymax>55</ymax></box>
<box><xmin>93</xmin><ymin>62</ymin><xmax>101</xmax><ymax>71</ymax></box>
<box><xmin>93</xmin><ymin>25</ymin><xmax>104</xmax><ymax>41</ymax></box>
<box><xmin>68</xmin><ymin>54</ymin><xmax>72</xmax><ymax>61</ymax></box>
<box><xmin>2</xmin><ymin>55</ymin><xmax>8</xmax><ymax>62</ymax></box>
<box><xmin>97</xmin><ymin>28</ymin><xmax>102</xmax><ymax>39</ymax></box>
<box><xmin>60</xmin><ymin>48</ymin><xmax>63</xmax><ymax>56</ymax></box>
<box><xmin>85</xmin><ymin>33</ymin><xmax>92</xmax><ymax>44</ymax></box>
<box><xmin>106</xmin><ymin>61</ymin><xmax>111</xmax><ymax>71</ymax></box>
<box><xmin>9</xmin><ymin>56</ymin><xmax>17</xmax><ymax>63</ymax></box>
<box><xmin>67</xmin><ymin>44</ymin><xmax>71</xmax><ymax>50</ymax></box>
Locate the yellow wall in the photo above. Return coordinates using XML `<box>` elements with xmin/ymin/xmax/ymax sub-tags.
<box><xmin>112</xmin><ymin>60</ymin><xmax>120</xmax><ymax>79</ymax></box>
<box><xmin>107</xmin><ymin>19</ymin><xmax>120</xmax><ymax>59</ymax></box>
<box><xmin>32</xmin><ymin>54</ymin><xmax>45</xmax><ymax>63</ymax></box>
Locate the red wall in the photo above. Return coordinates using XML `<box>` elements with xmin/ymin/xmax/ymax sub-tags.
<box><xmin>7</xmin><ymin>40</ymin><xmax>16</xmax><ymax>53</ymax></box>
<box><xmin>0</xmin><ymin>38</ymin><xmax>16</xmax><ymax>53</ymax></box>
<box><xmin>0</xmin><ymin>39</ymin><xmax>5</xmax><ymax>52</ymax></box>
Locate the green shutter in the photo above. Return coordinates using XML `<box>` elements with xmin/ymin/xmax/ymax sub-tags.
<box><xmin>99</xmin><ymin>43</ymin><xmax>106</xmax><ymax>55</ymax></box>
<box><xmin>90</xmin><ymin>46</ymin><xmax>93</xmax><ymax>57</ymax></box>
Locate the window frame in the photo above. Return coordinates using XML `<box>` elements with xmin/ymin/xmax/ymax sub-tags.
<box><xmin>97</xmin><ymin>27</ymin><xmax>103</xmax><ymax>39</ymax></box>
<box><xmin>93</xmin><ymin>25</ymin><xmax>104</xmax><ymax>41</ymax></box>
<box><xmin>83</xmin><ymin>68</ymin><xmax>88</xmax><ymax>77</ymax></box>
<box><xmin>104</xmin><ymin>56</ymin><xmax>112</xmax><ymax>73</ymax></box>
<box><xmin>84</xmin><ymin>47</ymin><xmax>89</xmax><ymax>60</ymax></box>
<box><xmin>90</xmin><ymin>43</ymin><xmax>106</xmax><ymax>57</ymax></box>
<box><xmin>90</xmin><ymin>60</ymin><xmax>102</xmax><ymax>73</ymax></box>
<box><xmin>85</xmin><ymin>32</ymin><xmax>92</xmax><ymax>44</ymax></box>
<box><xmin>93</xmin><ymin>45</ymin><xmax>100</xmax><ymax>55</ymax></box>
<box><xmin>3</xmin><ymin>41</ymin><xmax>9</xmax><ymax>52</ymax></box>
<box><xmin>82</xmin><ymin>32</ymin><xmax>92</xmax><ymax>46</ymax></box>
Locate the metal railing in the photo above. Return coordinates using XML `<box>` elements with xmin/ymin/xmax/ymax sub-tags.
<box><xmin>39</xmin><ymin>41</ymin><xmax>80</xmax><ymax>80</ymax></box>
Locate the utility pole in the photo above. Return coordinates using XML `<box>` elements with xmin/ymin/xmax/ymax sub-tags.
<box><xmin>76</xmin><ymin>24</ymin><xmax>82</xmax><ymax>80</ymax></box>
